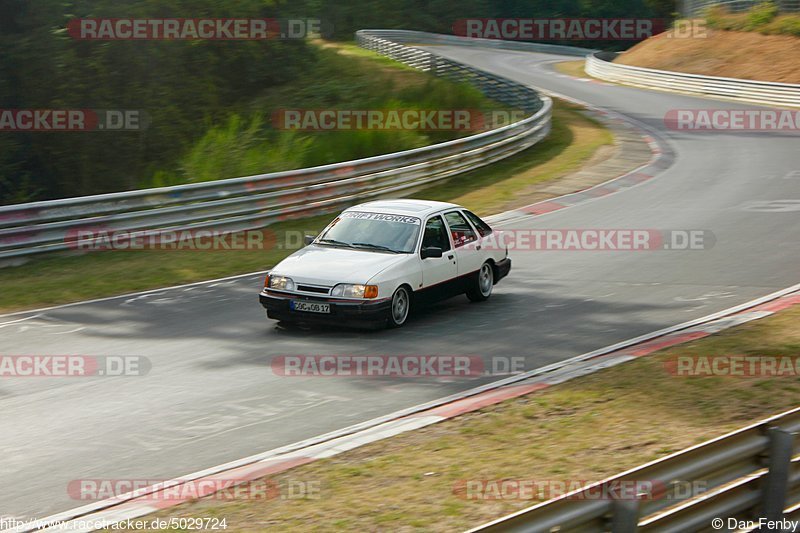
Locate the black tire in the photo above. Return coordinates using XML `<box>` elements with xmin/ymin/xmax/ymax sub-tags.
<box><xmin>466</xmin><ymin>262</ymin><xmax>494</xmax><ymax>302</ymax></box>
<box><xmin>387</xmin><ymin>286</ymin><xmax>411</xmax><ymax>328</ymax></box>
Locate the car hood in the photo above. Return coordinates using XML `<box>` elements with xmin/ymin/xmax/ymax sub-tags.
<box><xmin>271</xmin><ymin>245</ymin><xmax>410</xmax><ymax>285</ymax></box>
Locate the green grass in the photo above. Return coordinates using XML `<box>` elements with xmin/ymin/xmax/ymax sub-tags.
<box><xmin>705</xmin><ymin>2</ymin><xmax>800</xmax><ymax>36</ymax></box>
<box><xmin>146</xmin><ymin>40</ymin><xmax>502</xmax><ymax>187</ymax></box>
<box><xmin>0</xmin><ymin>100</ymin><xmax>611</xmax><ymax>312</ymax></box>
<box><xmin>112</xmin><ymin>304</ymin><xmax>800</xmax><ymax>532</ymax></box>
<box><xmin>321</xmin><ymin>40</ymin><xmax>420</xmax><ymax>71</ymax></box>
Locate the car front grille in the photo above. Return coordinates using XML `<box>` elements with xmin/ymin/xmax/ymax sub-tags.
<box><xmin>297</xmin><ymin>285</ymin><xmax>331</xmax><ymax>295</ymax></box>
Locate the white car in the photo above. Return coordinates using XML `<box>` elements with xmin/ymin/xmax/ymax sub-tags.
<box><xmin>259</xmin><ymin>199</ymin><xmax>511</xmax><ymax>328</ymax></box>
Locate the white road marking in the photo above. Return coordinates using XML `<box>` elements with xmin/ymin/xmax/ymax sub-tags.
<box><xmin>743</xmin><ymin>199</ymin><xmax>800</xmax><ymax>212</ymax></box>
<box><xmin>0</xmin><ymin>315</ymin><xmax>40</xmax><ymax>329</ymax></box>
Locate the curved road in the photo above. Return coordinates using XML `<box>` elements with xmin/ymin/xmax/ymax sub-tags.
<box><xmin>2</xmin><ymin>45</ymin><xmax>799</xmax><ymax>520</ymax></box>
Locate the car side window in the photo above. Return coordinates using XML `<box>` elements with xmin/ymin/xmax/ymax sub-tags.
<box><xmin>463</xmin><ymin>210</ymin><xmax>493</xmax><ymax>237</ymax></box>
<box><xmin>444</xmin><ymin>211</ymin><xmax>478</xmax><ymax>248</ymax></box>
<box><xmin>421</xmin><ymin>216</ymin><xmax>451</xmax><ymax>252</ymax></box>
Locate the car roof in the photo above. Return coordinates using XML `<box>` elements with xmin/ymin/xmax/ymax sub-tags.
<box><xmin>344</xmin><ymin>199</ymin><xmax>462</xmax><ymax>218</ymax></box>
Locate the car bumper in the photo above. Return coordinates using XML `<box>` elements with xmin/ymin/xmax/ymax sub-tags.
<box><xmin>495</xmin><ymin>257</ymin><xmax>511</xmax><ymax>282</ymax></box>
<box><xmin>260</xmin><ymin>290</ymin><xmax>392</xmax><ymax>327</ymax></box>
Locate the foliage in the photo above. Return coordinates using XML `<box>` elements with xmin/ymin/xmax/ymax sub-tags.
<box><xmin>746</xmin><ymin>1</ymin><xmax>779</xmax><ymax>28</ymax></box>
<box><xmin>313</xmin><ymin>0</ymin><xmax>677</xmax><ymax>45</ymax></box>
<box><xmin>0</xmin><ymin>0</ymin><xmax>317</xmax><ymax>202</ymax></box>
<box><xmin>705</xmin><ymin>2</ymin><xmax>800</xmax><ymax>36</ymax></box>
<box><xmin>154</xmin><ymin>46</ymin><xmax>499</xmax><ymax>185</ymax></box>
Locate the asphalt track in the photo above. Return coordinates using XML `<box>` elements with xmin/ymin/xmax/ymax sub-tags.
<box><xmin>2</xmin><ymin>45</ymin><xmax>799</xmax><ymax>521</ymax></box>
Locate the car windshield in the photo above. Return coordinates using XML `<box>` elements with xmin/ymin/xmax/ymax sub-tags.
<box><xmin>316</xmin><ymin>211</ymin><xmax>421</xmax><ymax>253</ymax></box>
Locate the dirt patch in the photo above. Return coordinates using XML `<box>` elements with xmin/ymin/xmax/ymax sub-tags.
<box><xmin>554</xmin><ymin>60</ymin><xmax>588</xmax><ymax>79</ymax></box>
<box><xmin>616</xmin><ymin>28</ymin><xmax>800</xmax><ymax>84</ymax></box>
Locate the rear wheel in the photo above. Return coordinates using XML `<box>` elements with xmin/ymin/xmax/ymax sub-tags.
<box><xmin>467</xmin><ymin>262</ymin><xmax>494</xmax><ymax>302</ymax></box>
<box><xmin>387</xmin><ymin>286</ymin><xmax>411</xmax><ymax>328</ymax></box>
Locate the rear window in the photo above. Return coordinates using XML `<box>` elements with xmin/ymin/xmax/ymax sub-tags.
<box><xmin>463</xmin><ymin>210</ymin><xmax>493</xmax><ymax>237</ymax></box>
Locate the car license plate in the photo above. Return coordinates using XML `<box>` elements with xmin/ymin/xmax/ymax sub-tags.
<box><xmin>290</xmin><ymin>300</ymin><xmax>330</xmax><ymax>314</ymax></box>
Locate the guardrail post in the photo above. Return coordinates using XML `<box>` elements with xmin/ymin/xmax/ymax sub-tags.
<box><xmin>610</xmin><ymin>498</ymin><xmax>641</xmax><ymax>533</ymax></box>
<box><xmin>761</xmin><ymin>426</ymin><xmax>794</xmax><ymax>521</ymax></box>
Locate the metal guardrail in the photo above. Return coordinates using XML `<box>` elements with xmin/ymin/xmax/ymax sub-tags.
<box><xmin>0</xmin><ymin>30</ymin><xmax>552</xmax><ymax>260</ymax></box>
<box><xmin>471</xmin><ymin>406</ymin><xmax>800</xmax><ymax>532</ymax></box>
<box><xmin>356</xmin><ymin>29</ymin><xmax>596</xmax><ymax>57</ymax></box>
<box><xmin>586</xmin><ymin>51</ymin><xmax>800</xmax><ymax>108</ymax></box>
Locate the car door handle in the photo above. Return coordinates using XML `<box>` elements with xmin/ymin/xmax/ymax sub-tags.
<box><xmin>447</xmin><ymin>254</ymin><xmax>454</xmax><ymax>260</ymax></box>
<box><xmin>476</xmin><ymin>245</ymin><xmax>482</xmax><ymax>250</ymax></box>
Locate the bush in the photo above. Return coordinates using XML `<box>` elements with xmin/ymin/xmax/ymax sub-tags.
<box><xmin>705</xmin><ymin>1</ymin><xmax>800</xmax><ymax>35</ymax></box>
<box><xmin>706</xmin><ymin>5</ymin><xmax>747</xmax><ymax>31</ymax></box>
<box><xmin>745</xmin><ymin>1</ymin><xmax>779</xmax><ymax>29</ymax></box>
<box><xmin>147</xmin><ymin>46</ymin><xmax>504</xmax><ymax>187</ymax></box>
<box><xmin>178</xmin><ymin>115</ymin><xmax>310</xmax><ymax>183</ymax></box>
<box><xmin>763</xmin><ymin>15</ymin><xmax>800</xmax><ymax>36</ymax></box>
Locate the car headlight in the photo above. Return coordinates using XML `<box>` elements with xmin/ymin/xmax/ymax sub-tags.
<box><xmin>331</xmin><ymin>283</ymin><xmax>378</xmax><ymax>299</ymax></box>
<box><xmin>267</xmin><ymin>275</ymin><xmax>295</xmax><ymax>291</ymax></box>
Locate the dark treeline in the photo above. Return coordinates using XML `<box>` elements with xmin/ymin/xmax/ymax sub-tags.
<box><xmin>312</xmin><ymin>0</ymin><xmax>678</xmax><ymax>40</ymax></box>
<box><xmin>0</xmin><ymin>0</ymin><xmax>317</xmax><ymax>203</ymax></box>
<box><xmin>0</xmin><ymin>0</ymin><xmax>675</xmax><ymax>205</ymax></box>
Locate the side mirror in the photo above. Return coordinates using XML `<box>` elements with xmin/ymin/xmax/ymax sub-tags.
<box><xmin>421</xmin><ymin>246</ymin><xmax>443</xmax><ymax>259</ymax></box>
<box><xmin>304</xmin><ymin>235</ymin><xmax>316</xmax><ymax>246</ymax></box>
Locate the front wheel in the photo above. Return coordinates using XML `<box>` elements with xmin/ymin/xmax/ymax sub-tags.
<box><xmin>467</xmin><ymin>262</ymin><xmax>494</xmax><ymax>302</ymax></box>
<box><xmin>387</xmin><ymin>286</ymin><xmax>411</xmax><ymax>328</ymax></box>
